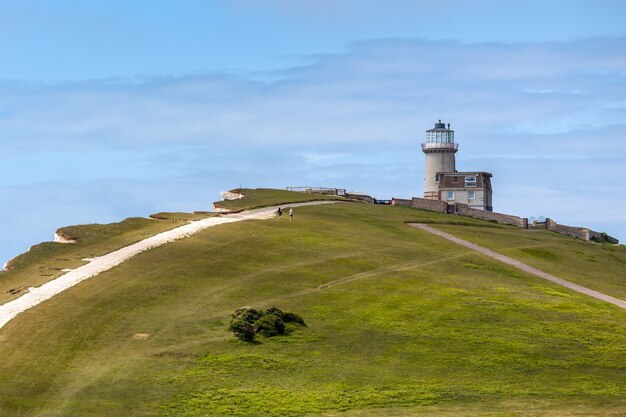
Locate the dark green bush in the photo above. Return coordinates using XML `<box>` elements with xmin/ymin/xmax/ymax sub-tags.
<box><xmin>255</xmin><ymin>314</ymin><xmax>285</xmax><ymax>337</ymax></box>
<box><xmin>282</xmin><ymin>312</ymin><xmax>306</xmax><ymax>326</ymax></box>
<box><xmin>228</xmin><ymin>318</ymin><xmax>256</xmax><ymax>342</ymax></box>
<box><xmin>263</xmin><ymin>307</ymin><xmax>284</xmax><ymax>318</ymax></box>
<box><xmin>227</xmin><ymin>306</ymin><xmax>304</xmax><ymax>341</ymax></box>
<box><xmin>232</xmin><ymin>306</ymin><xmax>262</xmax><ymax>324</ymax></box>
<box><xmin>263</xmin><ymin>307</ymin><xmax>306</xmax><ymax>326</ymax></box>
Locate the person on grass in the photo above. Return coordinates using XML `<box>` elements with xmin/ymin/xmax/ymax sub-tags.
<box><xmin>289</xmin><ymin>208</ymin><xmax>293</xmax><ymax>220</ymax></box>
<box><xmin>277</xmin><ymin>207</ymin><xmax>282</xmax><ymax>219</ymax></box>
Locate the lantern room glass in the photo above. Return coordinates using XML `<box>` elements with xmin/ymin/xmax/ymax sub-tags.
<box><xmin>426</xmin><ymin>130</ymin><xmax>454</xmax><ymax>143</ymax></box>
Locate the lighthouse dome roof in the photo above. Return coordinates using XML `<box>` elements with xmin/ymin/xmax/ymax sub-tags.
<box><xmin>427</xmin><ymin>119</ymin><xmax>452</xmax><ymax>132</ymax></box>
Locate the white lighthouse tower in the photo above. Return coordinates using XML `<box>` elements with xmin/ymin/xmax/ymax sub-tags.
<box><xmin>422</xmin><ymin>120</ymin><xmax>458</xmax><ymax>199</ymax></box>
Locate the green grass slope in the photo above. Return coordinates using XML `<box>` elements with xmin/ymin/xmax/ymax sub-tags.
<box><xmin>0</xmin><ymin>213</ymin><xmax>215</xmax><ymax>304</ymax></box>
<box><xmin>214</xmin><ymin>188</ymin><xmax>343</xmax><ymax>212</ymax></box>
<box><xmin>0</xmin><ymin>191</ymin><xmax>624</xmax><ymax>416</ymax></box>
<box><xmin>435</xmin><ymin>224</ymin><xmax>626</xmax><ymax>301</ymax></box>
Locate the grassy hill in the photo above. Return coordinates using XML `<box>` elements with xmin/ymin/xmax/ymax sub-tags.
<box><xmin>0</xmin><ymin>189</ymin><xmax>624</xmax><ymax>416</ymax></box>
<box><xmin>213</xmin><ymin>188</ymin><xmax>343</xmax><ymax>212</ymax></box>
<box><xmin>0</xmin><ymin>212</ymin><xmax>215</xmax><ymax>305</ymax></box>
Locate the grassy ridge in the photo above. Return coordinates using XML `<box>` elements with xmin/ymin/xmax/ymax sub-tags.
<box><xmin>0</xmin><ymin>188</ymin><xmax>330</xmax><ymax>304</ymax></box>
<box><xmin>149</xmin><ymin>212</ymin><xmax>215</xmax><ymax>222</ymax></box>
<box><xmin>214</xmin><ymin>188</ymin><xmax>343</xmax><ymax>212</ymax></box>
<box><xmin>0</xmin><ymin>214</ymin><xmax>212</xmax><ymax>304</ymax></box>
<box><xmin>436</xmin><ymin>224</ymin><xmax>626</xmax><ymax>300</ymax></box>
<box><xmin>0</xmin><ymin>193</ymin><xmax>624</xmax><ymax>416</ymax></box>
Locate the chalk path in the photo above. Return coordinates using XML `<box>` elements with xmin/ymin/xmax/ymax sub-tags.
<box><xmin>0</xmin><ymin>201</ymin><xmax>339</xmax><ymax>330</ymax></box>
<box><xmin>409</xmin><ymin>223</ymin><xmax>626</xmax><ymax>309</ymax></box>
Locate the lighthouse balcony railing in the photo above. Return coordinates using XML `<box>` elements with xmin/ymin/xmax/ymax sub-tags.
<box><xmin>421</xmin><ymin>142</ymin><xmax>459</xmax><ymax>151</ymax></box>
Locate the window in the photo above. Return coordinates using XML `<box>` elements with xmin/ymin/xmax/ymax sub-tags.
<box><xmin>468</xmin><ymin>191</ymin><xmax>476</xmax><ymax>201</ymax></box>
<box><xmin>465</xmin><ymin>175</ymin><xmax>477</xmax><ymax>187</ymax></box>
<box><xmin>447</xmin><ymin>191</ymin><xmax>455</xmax><ymax>201</ymax></box>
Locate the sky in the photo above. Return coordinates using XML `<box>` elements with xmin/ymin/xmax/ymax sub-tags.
<box><xmin>1</xmin><ymin>0</ymin><xmax>626</xmax><ymax>264</ymax></box>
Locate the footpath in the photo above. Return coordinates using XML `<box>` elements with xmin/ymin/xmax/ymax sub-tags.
<box><xmin>410</xmin><ymin>223</ymin><xmax>626</xmax><ymax>310</ymax></box>
<box><xmin>0</xmin><ymin>201</ymin><xmax>338</xmax><ymax>330</ymax></box>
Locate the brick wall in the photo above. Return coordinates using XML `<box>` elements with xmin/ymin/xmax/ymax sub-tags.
<box><xmin>455</xmin><ymin>204</ymin><xmax>527</xmax><ymax>227</ymax></box>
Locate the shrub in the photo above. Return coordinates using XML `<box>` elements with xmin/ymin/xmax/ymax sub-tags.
<box><xmin>263</xmin><ymin>307</ymin><xmax>306</xmax><ymax>326</ymax></box>
<box><xmin>232</xmin><ymin>306</ymin><xmax>262</xmax><ymax>324</ymax></box>
<box><xmin>228</xmin><ymin>318</ymin><xmax>256</xmax><ymax>342</ymax></box>
<box><xmin>263</xmin><ymin>307</ymin><xmax>284</xmax><ymax>318</ymax></box>
<box><xmin>282</xmin><ymin>312</ymin><xmax>306</xmax><ymax>326</ymax></box>
<box><xmin>255</xmin><ymin>314</ymin><xmax>285</xmax><ymax>337</ymax></box>
<box><xmin>227</xmin><ymin>306</ymin><xmax>305</xmax><ymax>341</ymax></box>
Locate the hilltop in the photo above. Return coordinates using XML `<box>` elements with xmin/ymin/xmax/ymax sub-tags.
<box><xmin>0</xmin><ymin>188</ymin><xmax>625</xmax><ymax>416</ymax></box>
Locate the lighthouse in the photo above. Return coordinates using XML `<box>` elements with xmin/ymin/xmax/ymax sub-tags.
<box><xmin>422</xmin><ymin>120</ymin><xmax>458</xmax><ymax>200</ymax></box>
<box><xmin>420</xmin><ymin>120</ymin><xmax>493</xmax><ymax>210</ymax></box>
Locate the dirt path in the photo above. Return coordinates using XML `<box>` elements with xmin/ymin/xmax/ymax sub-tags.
<box><xmin>0</xmin><ymin>201</ymin><xmax>340</xmax><ymax>330</ymax></box>
<box><xmin>409</xmin><ymin>223</ymin><xmax>626</xmax><ymax>309</ymax></box>
<box><xmin>193</xmin><ymin>252</ymin><xmax>476</xmax><ymax>331</ymax></box>
<box><xmin>261</xmin><ymin>253</ymin><xmax>472</xmax><ymax>305</ymax></box>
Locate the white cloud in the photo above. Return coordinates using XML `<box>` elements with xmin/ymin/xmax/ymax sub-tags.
<box><xmin>1</xmin><ymin>37</ymin><xmax>626</xmax><ymax>262</ymax></box>
<box><xmin>0</xmin><ymin>39</ymin><xmax>624</xmax><ymax>155</ymax></box>
<box><xmin>300</xmin><ymin>152</ymin><xmax>348</xmax><ymax>163</ymax></box>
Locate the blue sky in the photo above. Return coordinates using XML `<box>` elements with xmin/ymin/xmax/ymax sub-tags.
<box><xmin>2</xmin><ymin>0</ymin><xmax>626</xmax><ymax>264</ymax></box>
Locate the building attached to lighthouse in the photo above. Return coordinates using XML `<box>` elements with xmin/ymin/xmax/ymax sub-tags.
<box><xmin>422</xmin><ymin>120</ymin><xmax>493</xmax><ymax>211</ymax></box>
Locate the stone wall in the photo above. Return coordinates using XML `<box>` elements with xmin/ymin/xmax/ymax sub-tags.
<box><xmin>402</xmin><ymin>197</ymin><xmax>528</xmax><ymax>227</ymax></box>
<box><xmin>588</xmin><ymin>230</ymin><xmax>619</xmax><ymax>244</ymax></box>
<box><xmin>588</xmin><ymin>230</ymin><xmax>619</xmax><ymax>243</ymax></box>
<box><xmin>546</xmin><ymin>218</ymin><xmax>592</xmax><ymax>241</ymax></box>
<box><xmin>455</xmin><ymin>204</ymin><xmax>527</xmax><ymax>228</ymax></box>
<box><xmin>396</xmin><ymin>196</ymin><xmax>618</xmax><ymax>243</ymax></box>
<box><xmin>411</xmin><ymin>197</ymin><xmax>448</xmax><ymax>213</ymax></box>
<box><xmin>599</xmin><ymin>234</ymin><xmax>620</xmax><ymax>244</ymax></box>
<box><xmin>391</xmin><ymin>198</ymin><xmax>413</xmax><ymax>207</ymax></box>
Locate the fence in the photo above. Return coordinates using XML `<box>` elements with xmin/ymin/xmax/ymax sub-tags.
<box><xmin>286</xmin><ymin>187</ymin><xmax>346</xmax><ymax>196</ymax></box>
